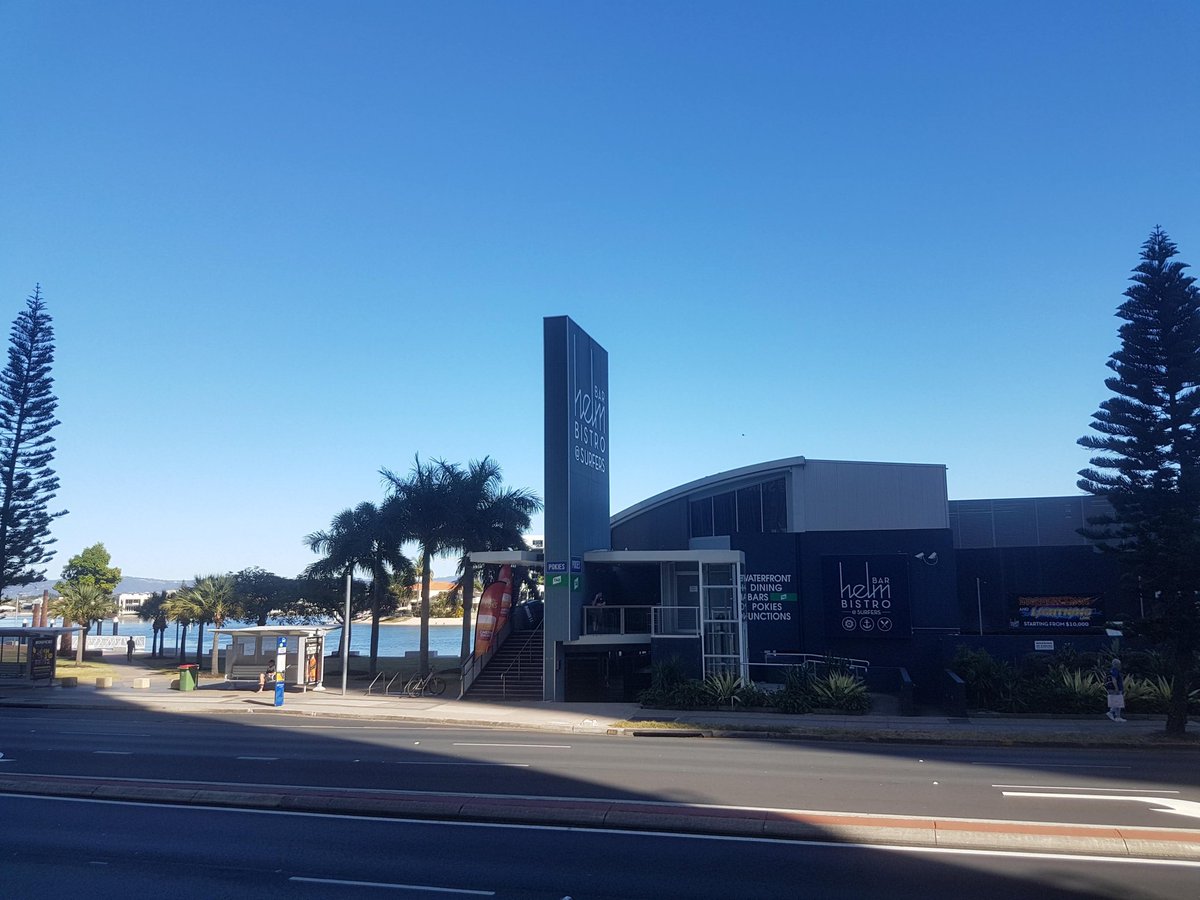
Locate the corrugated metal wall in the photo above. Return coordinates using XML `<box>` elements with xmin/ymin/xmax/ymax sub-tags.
<box><xmin>949</xmin><ymin>496</ymin><xmax>1113</xmax><ymax>548</ymax></box>
<box><xmin>795</xmin><ymin>460</ymin><xmax>949</xmax><ymax>532</ymax></box>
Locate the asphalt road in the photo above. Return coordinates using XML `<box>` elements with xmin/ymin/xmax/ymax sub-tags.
<box><xmin>2</xmin><ymin>707</ymin><xmax>1199</xmax><ymax>830</ymax></box>
<box><xmin>6</xmin><ymin>794</ymin><xmax>1198</xmax><ymax>900</ymax></box>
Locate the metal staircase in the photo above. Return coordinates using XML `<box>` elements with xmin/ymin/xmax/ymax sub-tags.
<box><xmin>463</xmin><ymin>624</ymin><xmax>543</xmax><ymax>701</ymax></box>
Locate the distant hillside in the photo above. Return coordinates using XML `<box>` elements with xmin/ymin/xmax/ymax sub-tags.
<box><xmin>2</xmin><ymin>576</ymin><xmax>188</xmax><ymax>599</ymax></box>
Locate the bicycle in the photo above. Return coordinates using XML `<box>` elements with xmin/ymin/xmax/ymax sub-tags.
<box><xmin>401</xmin><ymin>670</ymin><xmax>447</xmax><ymax>697</ymax></box>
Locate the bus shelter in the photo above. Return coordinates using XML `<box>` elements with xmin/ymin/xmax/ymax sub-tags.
<box><xmin>211</xmin><ymin>626</ymin><xmax>331</xmax><ymax>692</ymax></box>
<box><xmin>0</xmin><ymin>626</ymin><xmax>79</xmax><ymax>683</ymax></box>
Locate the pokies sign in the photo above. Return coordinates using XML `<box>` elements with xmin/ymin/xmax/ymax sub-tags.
<box><xmin>822</xmin><ymin>555</ymin><xmax>911</xmax><ymax>638</ymax></box>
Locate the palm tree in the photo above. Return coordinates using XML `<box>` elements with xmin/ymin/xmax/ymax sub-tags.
<box><xmin>193</xmin><ymin>574</ymin><xmax>238</xmax><ymax>673</ymax></box>
<box><xmin>381</xmin><ymin>456</ymin><xmax>465</xmax><ymax>676</ymax></box>
<box><xmin>451</xmin><ymin>457</ymin><xmax>542</xmax><ymax>660</ymax></box>
<box><xmin>52</xmin><ymin>583</ymin><xmax>117</xmax><ymax>665</ymax></box>
<box><xmin>305</xmin><ymin>502</ymin><xmax>411</xmax><ymax>677</ymax></box>
<box><xmin>166</xmin><ymin>575</ymin><xmax>239</xmax><ymax>673</ymax></box>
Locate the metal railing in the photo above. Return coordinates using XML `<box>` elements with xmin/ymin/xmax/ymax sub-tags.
<box><xmin>498</xmin><ymin>625</ymin><xmax>543</xmax><ymax>699</ymax></box>
<box><xmin>582</xmin><ymin>606</ymin><xmax>652</xmax><ymax>635</ymax></box>
<box><xmin>458</xmin><ymin>617</ymin><xmax>512</xmax><ymax>698</ymax></box>
<box><xmin>759</xmin><ymin>651</ymin><xmax>870</xmax><ymax>679</ymax></box>
<box><xmin>651</xmin><ymin>605</ymin><xmax>701</xmax><ymax>637</ymax></box>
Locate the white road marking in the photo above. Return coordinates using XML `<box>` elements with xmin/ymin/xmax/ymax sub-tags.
<box><xmin>1002</xmin><ymin>791</ymin><xmax>1200</xmax><ymax>821</ymax></box>
<box><xmin>237</xmin><ymin>756</ymin><xmax>279</xmax><ymax>761</ymax></box>
<box><xmin>14</xmin><ymin>795</ymin><xmax>1200</xmax><ymax>870</ymax></box>
<box><xmin>397</xmin><ymin>762</ymin><xmax>531</xmax><ymax>767</ymax></box>
<box><xmin>290</xmin><ymin>876</ymin><xmax>494</xmax><ymax>894</ymax></box>
<box><xmin>92</xmin><ymin>751</ymin><xmax>132</xmax><ymax>755</ymax></box>
<box><xmin>451</xmin><ymin>743</ymin><xmax>571</xmax><ymax>749</ymax></box>
<box><xmin>972</xmin><ymin>762</ymin><xmax>1131</xmax><ymax>769</ymax></box>
<box><xmin>993</xmin><ymin>783</ymin><xmax>1180</xmax><ymax>794</ymax></box>
<box><xmin>64</xmin><ymin>732</ymin><xmax>151</xmax><ymax>737</ymax></box>
<box><xmin>0</xmin><ymin>753</ymin><xmax>11</xmax><ymax>763</ymax></box>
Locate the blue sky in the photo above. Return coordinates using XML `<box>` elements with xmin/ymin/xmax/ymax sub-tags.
<box><xmin>2</xmin><ymin>2</ymin><xmax>1197</xmax><ymax>580</ymax></box>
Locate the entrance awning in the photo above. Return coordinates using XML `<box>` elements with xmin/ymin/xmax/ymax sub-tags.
<box><xmin>468</xmin><ymin>550</ymin><xmax>545</xmax><ymax>567</ymax></box>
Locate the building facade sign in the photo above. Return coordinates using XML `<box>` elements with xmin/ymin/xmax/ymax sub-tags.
<box><xmin>741</xmin><ymin>568</ymin><xmax>800</xmax><ymax>655</ymax></box>
<box><xmin>823</xmin><ymin>555</ymin><xmax>912</xmax><ymax>638</ymax></box>
<box><xmin>544</xmin><ymin>316</ymin><xmax>610</xmax><ymax>700</ymax></box>
<box><xmin>1011</xmin><ymin>595</ymin><xmax>1101</xmax><ymax>632</ymax></box>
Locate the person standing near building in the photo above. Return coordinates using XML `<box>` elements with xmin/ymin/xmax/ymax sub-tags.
<box><xmin>1104</xmin><ymin>658</ymin><xmax>1126</xmax><ymax>722</ymax></box>
<box><xmin>126</xmin><ymin>637</ymin><xmax>135</xmax><ymax>662</ymax></box>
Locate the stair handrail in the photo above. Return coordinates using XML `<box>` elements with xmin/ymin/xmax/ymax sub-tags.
<box><xmin>497</xmin><ymin>625</ymin><xmax>542</xmax><ymax>699</ymax></box>
<box><xmin>459</xmin><ymin>617</ymin><xmax>512</xmax><ymax>698</ymax></box>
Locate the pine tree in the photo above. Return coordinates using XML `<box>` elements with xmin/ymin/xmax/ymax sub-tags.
<box><xmin>0</xmin><ymin>286</ymin><xmax>66</xmax><ymax>595</ymax></box>
<box><xmin>1078</xmin><ymin>227</ymin><xmax>1200</xmax><ymax>735</ymax></box>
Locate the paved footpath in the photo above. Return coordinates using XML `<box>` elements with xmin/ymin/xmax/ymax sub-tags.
<box><xmin>3</xmin><ymin>676</ymin><xmax>1199</xmax><ymax>862</ymax></box>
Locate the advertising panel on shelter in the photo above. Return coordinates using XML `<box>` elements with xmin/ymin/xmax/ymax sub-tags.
<box><xmin>30</xmin><ymin>636</ymin><xmax>55</xmax><ymax>679</ymax></box>
<box><xmin>822</xmin><ymin>555</ymin><xmax>912</xmax><ymax>638</ymax></box>
<box><xmin>1010</xmin><ymin>595</ymin><xmax>1102</xmax><ymax>632</ymax></box>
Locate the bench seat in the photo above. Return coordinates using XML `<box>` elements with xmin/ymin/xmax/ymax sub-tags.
<box><xmin>226</xmin><ymin>664</ymin><xmax>264</xmax><ymax>683</ymax></box>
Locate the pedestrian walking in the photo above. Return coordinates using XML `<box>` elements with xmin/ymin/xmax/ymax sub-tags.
<box><xmin>126</xmin><ymin>636</ymin><xmax>135</xmax><ymax>662</ymax></box>
<box><xmin>1104</xmin><ymin>658</ymin><xmax>1126</xmax><ymax>722</ymax></box>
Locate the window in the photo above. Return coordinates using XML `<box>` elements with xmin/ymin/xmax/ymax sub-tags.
<box><xmin>737</xmin><ymin>485</ymin><xmax>762</xmax><ymax>534</ymax></box>
<box><xmin>712</xmin><ymin>492</ymin><xmax>735</xmax><ymax>535</ymax></box>
<box><xmin>689</xmin><ymin>498</ymin><xmax>713</xmax><ymax>537</ymax></box>
<box><xmin>762</xmin><ymin>477</ymin><xmax>787</xmax><ymax>532</ymax></box>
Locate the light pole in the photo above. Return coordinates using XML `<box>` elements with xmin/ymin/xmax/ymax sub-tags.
<box><xmin>341</xmin><ymin>570</ymin><xmax>351</xmax><ymax>697</ymax></box>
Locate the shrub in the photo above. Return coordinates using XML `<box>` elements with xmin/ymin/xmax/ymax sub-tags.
<box><xmin>810</xmin><ymin>671</ymin><xmax>870</xmax><ymax>714</ymax></box>
<box><xmin>651</xmin><ymin>656</ymin><xmax>688</xmax><ymax>691</ymax></box>
<box><xmin>638</xmin><ymin>676</ymin><xmax>709</xmax><ymax>709</ymax></box>
<box><xmin>703</xmin><ymin>672</ymin><xmax>743</xmax><ymax>709</ymax></box>
<box><xmin>736</xmin><ymin>682</ymin><xmax>771</xmax><ymax>708</ymax></box>
<box><xmin>773</xmin><ymin>686</ymin><xmax>813</xmax><ymax>714</ymax></box>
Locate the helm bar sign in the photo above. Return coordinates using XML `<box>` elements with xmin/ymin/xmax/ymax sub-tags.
<box><xmin>822</xmin><ymin>555</ymin><xmax>911</xmax><ymax>638</ymax></box>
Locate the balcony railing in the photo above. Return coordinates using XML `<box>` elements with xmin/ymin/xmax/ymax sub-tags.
<box><xmin>579</xmin><ymin>605</ymin><xmax>704</xmax><ymax>638</ymax></box>
<box><xmin>583</xmin><ymin>606</ymin><xmax>651</xmax><ymax>636</ymax></box>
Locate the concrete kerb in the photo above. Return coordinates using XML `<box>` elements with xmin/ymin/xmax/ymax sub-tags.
<box><xmin>1</xmin><ymin>773</ymin><xmax>1198</xmax><ymax>861</ymax></box>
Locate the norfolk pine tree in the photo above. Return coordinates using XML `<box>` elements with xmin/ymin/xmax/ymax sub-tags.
<box><xmin>1078</xmin><ymin>227</ymin><xmax>1200</xmax><ymax>736</ymax></box>
<box><xmin>0</xmin><ymin>286</ymin><xmax>66</xmax><ymax>595</ymax></box>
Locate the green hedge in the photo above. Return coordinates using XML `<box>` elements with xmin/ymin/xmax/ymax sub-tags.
<box><xmin>951</xmin><ymin>644</ymin><xmax>1200</xmax><ymax>714</ymax></box>
<box><xmin>638</xmin><ymin>660</ymin><xmax>869</xmax><ymax>715</ymax></box>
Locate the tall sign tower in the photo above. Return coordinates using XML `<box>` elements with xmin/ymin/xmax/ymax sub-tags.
<box><xmin>542</xmin><ymin>316</ymin><xmax>610</xmax><ymax>700</ymax></box>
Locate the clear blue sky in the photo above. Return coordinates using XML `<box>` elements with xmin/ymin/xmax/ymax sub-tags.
<box><xmin>2</xmin><ymin>2</ymin><xmax>1197</xmax><ymax>581</ymax></box>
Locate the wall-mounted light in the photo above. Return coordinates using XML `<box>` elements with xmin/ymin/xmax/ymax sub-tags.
<box><xmin>915</xmin><ymin>552</ymin><xmax>939</xmax><ymax>566</ymax></box>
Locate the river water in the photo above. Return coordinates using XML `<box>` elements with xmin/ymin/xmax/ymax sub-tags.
<box><xmin>11</xmin><ymin>617</ymin><xmax>467</xmax><ymax>661</ymax></box>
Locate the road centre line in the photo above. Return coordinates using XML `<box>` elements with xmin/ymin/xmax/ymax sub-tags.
<box><xmin>92</xmin><ymin>751</ymin><xmax>132</xmax><ymax>755</ymax></box>
<box><xmin>971</xmin><ymin>762</ymin><xmax>1131</xmax><ymax>769</ymax></box>
<box><xmin>290</xmin><ymin>876</ymin><xmax>493</xmax><ymax>895</ymax></box>
<box><xmin>397</xmin><ymin>762</ymin><xmax>530</xmax><ymax>767</ymax></box>
<box><xmin>237</xmin><ymin>757</ymin><xmax>279</xmax><ymax>761</ymax></box>
<box><xmin>993</xmin><ymin>784</ymin><xmax>1181</xmax><ymax>794</ymax></box>
<box><xmin>63</xmin><ymin>732</ymin><xmax>151</xmax><ymax>737</ymax></box>
<box><xmin>451</xmin><ymin>743</ymin><xmax>571</xmax><ymax>749</ymax></box>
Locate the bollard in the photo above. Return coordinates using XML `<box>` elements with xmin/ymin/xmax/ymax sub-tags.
<box><xmin>61</xmin><ymin>676</ymin><xmax>78</xmax><ymax>688</ymax></box>
<box><xmin>96</xmin><ymin>676</ymin><xmax>113</xmax><ymax>689</ymax></box>
<box><xmin>131</xmin><ymin>677</ymin><xmax>151</xmax><ymax>689</ymax></box>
